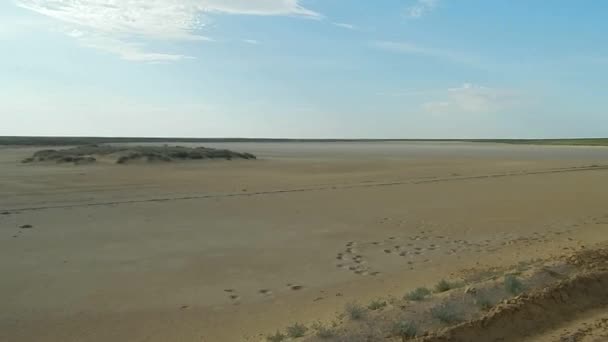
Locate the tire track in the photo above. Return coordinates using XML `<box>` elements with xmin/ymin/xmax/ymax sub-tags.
<box><xmin>2</xmin><ymin>165</ymin><xmax>607</xmax><ymax>213</ymax></box>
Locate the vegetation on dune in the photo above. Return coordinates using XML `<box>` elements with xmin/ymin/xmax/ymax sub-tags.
<box><xmin>434</xmin><ymin>279</ymin><xmax>463</xmax><ymax>293</ymax></box>
<box><xmin>367</xmin><ymin>298</ymin><xmax>387</xmax><ymax>311</ymax></box>
<box><xmin>391</xmin><ymin>320</ymin><xmax>418</xmax><ymax>341</ymax></box>
<box><xmin>21</xmin><ymin>145</ymin><xmax>256</xmax><ymax>165</ymax></box>
<box><xmin>430</xmin><ymin>303</ymin><xmax>463</xmax><ymax>324</ymax></box>
<box><xmin>405</xmin><ymin>287</ymin><xmax>432</xmax><ymax>301</ymax></box>
<box><xmin>286</xmin><ymin>322</ymin><xmax>308</xmax><ymax>338</ymax></box>
<box><xmin>290</xmin><ymin>247</ymin><xmax>608</xmax><ymax>341</ymax></box>
<box><xmin>311</xmin><ymin>321</ymin><xmax>336</xmax><ymax>339</ymax></box>
<box><xmin>475</xmin><ymin>296</ymin><xmax>495</xmax><ymax>311</ymax></box>
<box><xmin>266</xmin><ymin>331</ymin><xmax>286</xmax><ymax>342</ymax></box>
<box><xmin>345</xmin><ymin>302</ymin><xmax>367</xmax><ymax>320</ymax></box>
<box><xmin>504</xmin><ymin>274</ymin><xmax>525</xmax><ymax>295</ymax></box>
<box><xmin>262</xmin><ymin>248</ymin><xmax>608</xmax><ymax>342</ymax></box>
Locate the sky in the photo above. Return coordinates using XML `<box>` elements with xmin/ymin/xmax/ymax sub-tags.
<box><xmin>2</xmin><ymin>0</ymin><xmax>607</xmax><ymax>139</ymax></box>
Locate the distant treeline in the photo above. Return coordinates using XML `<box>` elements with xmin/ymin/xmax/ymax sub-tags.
<box><xmin>1</xmin><ymin>136</ymin><xmax>607</xmax><ymax>146</ymax></box>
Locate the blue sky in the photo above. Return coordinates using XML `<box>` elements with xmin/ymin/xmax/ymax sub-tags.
<box><xmin>2</xmin><ymin>0</ymin><xmax>607</xmax><ymax>138</ymax></box>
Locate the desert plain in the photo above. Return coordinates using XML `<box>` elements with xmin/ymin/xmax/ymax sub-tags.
<box><xmin>2</xmin><ymin>141</ymin><xmax>608</xmax><ymax>341</ymax></box>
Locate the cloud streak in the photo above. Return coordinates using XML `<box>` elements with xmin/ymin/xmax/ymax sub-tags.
<box><xmin>405</xmin><ymin>0</ymin><xmax>438</xmax><ymax>18</ymax></box>
<box><xmin>423</xmin><ymin>83</ymin><xmax>518</xmax><ymax>114</ymax></box>
<box><xmin>372</xmin><ymin>40</ymin><xmax>477</xmax><ymax>66</ymax></box>
<box><xmin>77</xmin><ymin>34</ymin><xmax>193</xmax><ymax>62</ymax></box>
<box><xmin>14</xmin><ymin>0</ymin><xmax>318</xmax><ymax>61</ymax></box>
<box><xmin>333</xmin><ymin>22</ymin><xmax>355</xmax><ymax>30</ymax></box>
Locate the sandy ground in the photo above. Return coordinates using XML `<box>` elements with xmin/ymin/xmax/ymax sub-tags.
<box><xmin>527</xmin><ymin>308</ymin><xmax>608</xmax><ymax>342</ymax></box>
<box><xmin>1</xmin><ymin>142</ymin><xmax>608</xmax><ymax>341</ymax></box>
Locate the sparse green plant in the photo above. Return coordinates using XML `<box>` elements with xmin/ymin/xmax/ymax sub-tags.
<box><xmin>286</xmin><ymin>322</ymin><xmax>308</xmax><ymax>338</ymax></box>
<box><xmin>434</xmin><ymin>279</ymin><xmax>454</xmax><ymax>293</ymax></box>
<box><xmin>405</xmin><ymin>287</ymin><xmax>431</xmax><ymax>301</ymax></box>
<box><xmin>312</xmin><ymin>321</ymin><xmax>335</xmax><ymax>339</ymax></box>
<box><xmin>475</xmin><ymin>297</ymin><xmax>494</xmax><ymax>311</ymax></box>
<box><xmin>391</xmin><ymin>320</ymin><xmax>418</xmax><ymax>341</ymax></box>
<box><xmin>504</xmin><ymin>274</ymin><xmax>525</xmax><ymax>295</ymax></box>
<box><xmin>266</xmin><ymin>330</ymin><xmax>286</xmax><ymax>342</ymax></box>
<box><xmin>430</xmin><ymin>303</ymin><xmax>462</xmax><ymax>324</ymax></box>
<box><xmin>367</xmin><ymin>298</ymin><xmax>387</xmax><ymax>311</ymax></box>
<box><xmin>345</xmin><ymin>302</ymin><xmax>367</xmax><ymax>320</ymax></box>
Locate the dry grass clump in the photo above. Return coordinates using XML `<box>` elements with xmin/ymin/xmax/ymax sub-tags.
<box><xmin>311</xmin><ymin>321</ymin><xmax>337</xmax><ymax>339</ymax></box>
<box><xmin>391</xmin><ymin>319</ymin><xmax>418</xmax><ymax>341</ymax></box>
<box><xmin>405</xmin><ymin>287</ymin><xmax>431</xmax><ymax>301</ymax></box>
<box><xmin>286</xmin><ymin>322</ymin><xmax>308</xmax><ymax>338</ymax></box>
<box><xmin>345</xmin><ymin>302</ymin><xmax>367</xmax><ymax>320</ymax></box>
<box><xmin>434</xmin><ymin>279</ymin><xmax>464</xmax><ymax>293</ymax></box>
<box><xmin>367</xmin><ymin>298</ymin><xmax>387</xmax><ymax>311</ymax></box>
<box><xmin>430</xmin><ymin>303</ymin><xmax>463</xmax><ymax>324</ymax></box>
<box><xmin>266</xmin><ymin>331</ymin><xmax>286</xmax><ymax>342</ymax></box>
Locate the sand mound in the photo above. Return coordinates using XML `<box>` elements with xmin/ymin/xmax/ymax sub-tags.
<box><xmin>21</xmin><ymin>145</ymin><xmax>256</xmax><ymax>165</ymax></box>
<box><xmin>294</xmin><ymin>246</ymin><xmax>608</xmax><ymax>342</ymax></box>
<box><xmin>422</xmin><ymin>272</ymin><xmax>608</xmax><ymax>341</ymax></box>
<box><xmin>420</xmin><ymin>247</ymin><xmax>608</xmax><ymax>342</ymax></box>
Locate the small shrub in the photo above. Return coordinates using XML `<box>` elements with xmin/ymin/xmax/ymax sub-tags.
<box><xmin>405</xmin><ymin>287</ymin><xmax>431</xmax><ymax>301</ymax></box>
<box><xmin>169</xmin><ymin>151</ymin><xmax>189</xmax><ymax>159</ymax></box>
<box><xmin>475</xmin><ymin>297</ymin><xmax>494</xmax><ymax>311</ymax></box>
<box><xmin>434</xmin><ymin>279</ymin><xmax>454</xmax><ymax>293</ymax></box>
<box><xmin>312</xmin><ymin>322</ymin><xmax>335</xmax><ymax>339</ymax></box>
<box><xmin>504</xmin><ymin>274</ymin><xmax>525</xmax><ymax>295</ymax></box>
<box><xmin>266</xmin><ymin>331</ymin><xmax>286</xmax><ymax>342</ymax></box>
<box><xmin>430</xmin><ymin>303</ymin><xmax>462</xmax><ymax>324</ymax></box>
<box><xmin>345</xmin><ymin>302</ymin><xmax>367</xmax><ymax>320</ymax></box>
<box><xmin>367</xmin><ymin>298</ymin><xmax>387</xmax><ymax>311</ymax></box>
<box><xmin>391</xmin><ymin>320</ymin><xmax>417</xmax><ymax>341</ymax></box>
<box><xmin>286</xmin><ymin>322</ymin><xmax>308</xmax><ymax>338</ymax></box>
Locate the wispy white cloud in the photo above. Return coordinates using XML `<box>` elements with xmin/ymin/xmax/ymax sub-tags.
<box><xmin>243</xmin><ymin>39</ymin><xmax>260</xmax><ymax>45</ymax></box>
<box><xmin>79</xmin><ymin>34</ymin><xmax>193</xmax><ymax>62</ymax></box>
<box><xmin>423</xmin><ymin>83</ymin><xmax>518</xmax><ymax>114</ymax></box>
<box><xmin>200</xmin><ymin>0</ymin><xmax>319</xmax><ymax>17</ymax></box>
<box><xmin>372</xmin><ymin>40</ymin><xmax>476</xmax><ymax>65</ymax></box>
<box><xmin>333</xmin><ymin>22</ymin><xmax>355</xmax><ymax>30</ymax></box>
<box><xmin>14</xmin><ymin>0</ymin><xmax>318</xmax><ymax>61</ymax></box>
<box><xmin>405</xmin><ymin>0</ymin><xmax>438</xmax><ymax>18</ymax></box>
<box><xmin>63</xmin><ymin>28</ymin><xmax>191</xmax><ymax>61</ymax></box>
